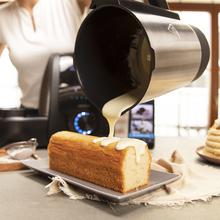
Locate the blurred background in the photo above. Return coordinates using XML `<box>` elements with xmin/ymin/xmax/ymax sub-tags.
<box><xmin>0</xmin><ymin>0</ymin><xmax>219</xmax><ymax>138</ymax></box>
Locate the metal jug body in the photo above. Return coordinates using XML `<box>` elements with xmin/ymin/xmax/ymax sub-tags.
<box><xmin>136</xmin><ymin>13</ymin><xmax>208</xmax><ymax>103</ymax></box>
<box><xmin>74</xmin><ymin>0</ymin><xmax>209</xmax><ymax>113</ymax></box>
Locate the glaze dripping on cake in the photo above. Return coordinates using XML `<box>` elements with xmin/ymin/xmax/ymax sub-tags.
<box><xmin>48</xmin><ymin>131</ymin><xmax>152</xmax><ymax>193</ymax></box>
<box><xmin>93</xmin><ymin>137</ymin><xmax>146</xmax><ymax>163</ymax></box>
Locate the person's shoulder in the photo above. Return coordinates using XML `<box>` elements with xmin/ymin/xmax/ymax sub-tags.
<box><xmin>0</xmin><ymin>1</ymin><xmax>16</xmax><ymax>17</ymax></box>
<box><xmin>0</xmin><ymin>1</ymin><xmax>15</xmax><ymax>11</ymax></box>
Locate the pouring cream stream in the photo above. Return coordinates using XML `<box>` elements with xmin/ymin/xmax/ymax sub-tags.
<box><xmin>102</xmin><ymin>90</ymin><xmax>140</xmax><ymax>138</ymax></box>
<box><xmin>93</xmin><ymin>32</ymin><xmax>152</xmax><ymax>163</ymax></box>
<box><xmin>93</xmin><ymin>90</ymin><xmax>147</xmax><ymax>163</ymax></box>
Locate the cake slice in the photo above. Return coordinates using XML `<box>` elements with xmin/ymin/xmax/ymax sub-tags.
<box><xmin>48</xmin><ymin>131</ymin><xmax>151</xmax><ymax>193</ymax></box>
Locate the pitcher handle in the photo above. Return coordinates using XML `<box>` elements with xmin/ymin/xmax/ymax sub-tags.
<box><xmin>91</xmin><ymin>0</ymin><xmax>120</xmax><ymax>9</ymax></box>
<box><xmin>91</xmin><ymin>0</ymin><xmax>169</xmax><ymax>10</ymax></box>
<box><xmin>148</xmin><ymin>0</ymin><xmax>169</xmax><ymax>9</ymax></box>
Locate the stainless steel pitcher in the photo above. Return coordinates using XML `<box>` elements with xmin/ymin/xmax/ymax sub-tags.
<box><xmin>74</xmin><ymin>0</ymin><xmax>210</xmax><ymax>113</ymax></box>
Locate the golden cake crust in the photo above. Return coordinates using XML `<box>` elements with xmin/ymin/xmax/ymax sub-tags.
<box><xmin>48</xmin><ymin>131</ymin><xmax>151</xmax><ymax>193</ymax></box>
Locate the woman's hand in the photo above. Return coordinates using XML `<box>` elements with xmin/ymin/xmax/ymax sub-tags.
<box><xmin>0</xmin><ymin>44</ymin><xmax>5</xmax><ymax>57</ymax></box>
<box><xmin>77</xmin><ymin>0</ymin><xmax>91</xmax><ymax>13</ymax></box>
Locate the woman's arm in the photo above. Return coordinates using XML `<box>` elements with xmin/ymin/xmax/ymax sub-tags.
<box><xmin>77</xmin><ymin>0</ymin><xmax>91</xmax><ymax>13</ymax></box>
<box><xmin>0</xmin><ymin>43</ymin><xmax>5</xmax><ymax>56</ymax></box>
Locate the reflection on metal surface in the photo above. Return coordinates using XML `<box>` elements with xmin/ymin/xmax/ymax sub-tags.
<box><xmin>133</xmin><ymin>13</ymin><xmax>202</xmax><ymax>103</ymax></box>
<box><xmin>3</xmin><ymin>138</ymin><xmax>38</xmax><ymax>160</ymax></box>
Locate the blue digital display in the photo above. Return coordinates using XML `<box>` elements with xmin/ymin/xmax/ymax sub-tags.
<box><xmin>73</xmin><ymin>112</ymin><xmax>94</xmax><ymax>135</ymax></box>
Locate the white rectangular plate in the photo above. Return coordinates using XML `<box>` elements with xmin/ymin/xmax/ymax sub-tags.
<box><xmin>22</xmin><ymin>158</ymin><xmax>180</xmax><ymax>203</ymax></box>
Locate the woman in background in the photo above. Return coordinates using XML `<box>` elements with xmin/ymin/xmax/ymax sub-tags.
<box><xmin>0</xmin><ymin>0</ymin><xmax>91</xmax><ymax>110</ymax></box>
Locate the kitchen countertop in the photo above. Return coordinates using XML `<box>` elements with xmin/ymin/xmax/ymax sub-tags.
<box><xmin>1</xmin><ymin>136</ymin><xmax>220</xmax><ymax>220</ymax></box>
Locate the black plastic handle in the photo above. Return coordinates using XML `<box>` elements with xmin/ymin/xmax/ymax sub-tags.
<box><xmin>91</xmin><ymin>0</ymin><xmax>169</xmax><ymax>9</ymax></box>
<box><xmin>90</xmin><ymin>0</ymin><xmax>178</xmax><ymax>20</ymax></box>
<box><xmin>91</xmin><ymin>0</ymin><xmax>120</xmax><ymax>9</ymax></box>
<box><xmin>148</xmin><ymin>0</ymin><xmax>169</xmax><ymax>9</ymax></box>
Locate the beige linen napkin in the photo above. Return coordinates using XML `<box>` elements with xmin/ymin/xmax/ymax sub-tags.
<box><xmin>45</xmin><ymin>150</ymin><xmax>220</xmax><ymax>206</ymax></box>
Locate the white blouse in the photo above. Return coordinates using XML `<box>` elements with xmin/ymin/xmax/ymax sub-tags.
<box><xmin>0</xmin><ymin>0</ymin><xmax>82</xmax><ymax>109</ymax></box>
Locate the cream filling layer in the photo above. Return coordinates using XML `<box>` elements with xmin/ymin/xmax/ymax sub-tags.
<box><xmin>208</xmin><ymin>129</ymin><xmax>220</xmax><ymax>136</ymax></box>
<box><xmin>205</xmin><ymin>146</ymin><xmax>220</xmax><ymax>155</ymax></box>
<box><xmin>206</xmin><ymin>140</ymin><xmax>220</xmax><ymax>149</ymax></box>
<box><xmin>207</xmin><ymin>134</ymin><xmax>220</xmax><ymax>142</ymax></box>
<box><xmin>205</xmin><ymin>124</ymin><xmax>220</xmax><ymax>154</ymax></box>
